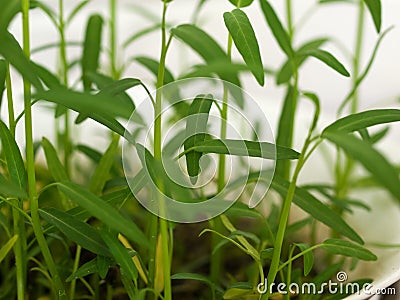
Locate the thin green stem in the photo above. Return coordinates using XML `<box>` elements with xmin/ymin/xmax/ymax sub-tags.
<box><xmin>262</xmin><ymin>130</ymin><xmax>317</xmax><ymax>299</ymax></box>
<box><xmin>284</xmin><ymin>245</ymin><xmax>295</xmax><ymax>300</ymax></box>
<box><xmin>58</xmin><ymin>0</ymin><xmax>71</xmax><ymax>176</ymax></box>
<box><xmin>69</xmin><ymin>245</ymin><xmax>82</xmax><ymax>300</ymax></box>
<box><xmin>21</xmin><ymin>0</ymin><xmax>67</xmax><ymax>298</ymax></box>
<box><xmin>285</xmin><ymin>0</ymin><xmax>294</xmax><ymax>39</ymax></box>
<box><xmin>153</xmin><ymin>2</ymin><xmax>171</xmax><ymax>299</ymax></box>
<box><xmin>6</xmin><ymin>62</ymin><xmax>16</xmax><ymax>136</ymax></box>
<box><xmin>351</xmin><ymin>0</ymin><xmax>365</xmax><ymax>114</ymax></box>
<box><xmin>110</xmin><ymin>0</ymin><xmax>118</xmax><ymax>79</ymax></box>
<box><xmin>12</xmin><ymin>198</ymin><xmax>27</xmax><ymax>300</ymax></box>
<box><xmin>211</xmin><ymin>33</ymin><xmax>233</xmax><ymax>285</ymax></box>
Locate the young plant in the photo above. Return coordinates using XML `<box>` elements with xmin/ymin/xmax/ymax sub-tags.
<box><xmin>0</xmin><ymin>0</ymin><xmax>399</xmax><ymax>299</ymax></box>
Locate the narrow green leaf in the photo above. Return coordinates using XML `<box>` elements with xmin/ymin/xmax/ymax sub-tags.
<box><xmin>66</xmin><ymin>258</ymin><xmax>99</xmax><ymax>282</ymax></box>
<box><xmin>364</xmin><ymin>0</ymin><xmax>381</xmax><ymax>33</ymax></box>
<box><xmin>259</xmin><ymin>0</ymin><xmax>293</xmax><ymax>57</ymax></box>
<box><xmin>322</xmin><ymin>131</ymin><xmax>400</xmax><ymax>202</ymax></box>
<box><xmin>271</xmin><ymin>176</ymin><xmax>363</xmax><ymax>244</ymax></box>
<box><xmin>0</xmin><ymin>0</ymin><xmax>21</xmax><ymax>32</ymax></box>
<box><xmin>66</xmin><ymin>0</ymin><xmax>91</xmax><ymax>25</ymax></box>
<box><xmin>0</xmin><ymin>60</ymin><xmax>6</xmax><ymax>107</ymax></box>
<box><xmin>97</xmin><ymin>255</ymin><xmax>112</xmax><ymax>279</ymax></box>
<box><xmin>0</xmin><ymin>235</ymin><xmax>18</xmax><ymax>263</ymax></box>
<box><xmin>275</xmin><ymin>86</ymin><xmax>295</xmax><ymax>178</ymax></box>
<box><xmin>36</xmin><ymin>88</ymin><xmax>132</xmax><ymax>119</ymax></box>
<box><xmin>82</xmin><ymin>14</ymin><xmax>103</xmax><ymax>90</ymax></box>
<box><xmin>89</xmin><ymin>135</ymin><xmax>119</xmax><ymax>195</ymax></box>
<box><xmin>295</xmin><ymin>243</ymin><xmax>314</xmax><ymax>276</ymax></box>
<box><xmin>42</xmin><ymin>138</ymin><xmax>69</xmax><ymax>182</ymax></box>
<box><xmin>228</xmin><ymin>0</ymin><xmax>254</xmax><ymax>8</ymax></box>
<box><xmin>134</xmin><ymin>56</ymin><xmax>174</xmax><ymax>84</ymax></box>
<box><xmin>323</xmin><ymin>109</ymin><xmax>400</xmax><ymax>134</ymax></box>
<box><xmin>223</xmin><ymin>282</ymin><xmax>256</xmax><ymax>299</ymax></box>
<box><xmin>63</xmin><ymin>188</ymin><xmax>131</xmax><ymax>222</ymax></box>
<box><xmin>33</xmin><ymin>62</ymin><xmax>62</xmax><ymax>89</ymax></box>
<box><xmin>338</xmin><ymin>27</ymin><xmax>392</xmax><ymax>114</ymax></box>
<box><xmin>172</xmin><ymin>273</ymin><xmax>220</xmax><ymax>294</ymax></box>
<box><xmin>171</xmin><ymin>273</ymin><xmax>214</xmax><ymax>286</ymax></box>
<box><xmin>30</xmin><ymin>0</ymin><xmax>57</xmax><ymax>28</ymax></box>
<box><xmin>0</xmin><ymin>32</ymin><xmax>44</xmax><ymax>90</ymax></box>
<box><xmin>187</xmin><ymin>139</ymin><xmax>299</xmax><ymax>160</ymax></box>
<box><xmin>171</xmin><ymin>24</ymin><xmax>241</xmax><ymax>86</ymax></box>
<box><xmin>277</xmin><ymin>38</ymin><xmax>329</xmax><ymax>85</ymax></box>
<box><xmin>0</xmin><ymin>121</ymin><xmax>27</xmax><ymax>193</ymax></box>
<box><xmin>301</xmin><ymin>49</ymin><xmax>350</xmax><ymax>77</ymax></box>
<box><xmin>58</xmin><ymin>182</ymin><xmax>149</xmax><ymax>248</ymax></box>
<box><xmin>39</xmin><ymin>208</ymin><xmax>111</xmax><ymax>256</ymax></box>
<box><xmin>0</xmin><ymin>173</ymin><xmax>27</xmax><ymax>198</ymax></box>
<box><xmin>224</xmin><ymin>9</ymin><xmax>264</xmax><ymax>85</ymax></box>
<box><xmin>322</xmin><ymin>239</ymin><xmax>377</xmax><ymax>261</ymax></box>
<box><xmin>123</xmin><ymin>24</ymin><xmax>162</xmax><ymax>48</ymax></box>
<box><xmin>76</xmin><ymin>144</ymin><xmax>102</xmax><ymax>163</ymax></box>
<box><xmin>100</xmin><ymin>230</ymin><xmax>138</xmax><ymax>281</ymax></box>
<box><xmin>184</xmin><ymin>94</ymin><xmax>213</xmax><ymax>182</ymax></box>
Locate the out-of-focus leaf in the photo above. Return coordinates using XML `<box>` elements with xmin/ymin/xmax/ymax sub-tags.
<box><xmin>0</xmin><ymin>0</ymin><xmax>21</xmax><ymax>32</ymax></box>
<box><xmin>321</xmin><ymin>239</ymin><xmax>377</xmax><ymax>261</ymax></box>
<box><xmin>82</xmin><ymin>14</ymin><xmax>103</xmax><ymax>90</ymax></box>
<box><xmin>322</xmin><ymin>131</ymin><xmax>400</xmax><ymax>202</ymax></box>
<box><xmin>295</xmin><ymin>243</ymin><xmax>314</xmax><ymax>276</ymax></box>
<box><xmin>259</xmin><ymin>0</ymin><xmax>293</xmax><ymax>57</ymax></box>
<box><xmin>271</xmin><ymin>176</ymin><xmax>363</xmax><ymax>244</ymax></box>
<box><xmin>0</xmin><ymin>121</ymin><xmax>27</xmax><ymax>193</ymax></box>
<box><xmin>0</xmin><ymin>32</ymin><xmax>44</xmax><ymax>90</ymax></box>
<box><xmin>0</xmin><ymin>235</ymin><xmax>18</xmax><ymax>263</ymax></box>
<box><xmin>228</xmin><ymin>0</ymin><xmax>254</xmax><ymax>8</ymax></box>
<box><xmin>364</xmin><ymin>0</ymin><xmax>381</xmax><ymax>33</ymax></box>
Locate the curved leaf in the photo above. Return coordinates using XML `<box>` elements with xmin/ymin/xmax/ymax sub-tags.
<box><xmin>57</xmin><ymin>182</ymin><xmax>149</xmax><ymax>248</ymax></box>
<box><xmin>0</xmin><ymin>0</ymin><xmax>21</xmax><ymax>32</ymax></box>
<box><xmin>42</xmin><ymin>138</ymin><xmax>69</xmax><ymax>182</ymax></box>
<box><xmin>171</xmin><ymin>24</ymin><xmax>241</xmax><ymax>86</ymax></box>
<box><xmin>322</xmin><ymin>238</ymin><xmax>377</xmax><ymax>261</ymax></box>
<box><xmin>364</xmin><ymin>0</ymin><xmax>381</xmax><ymax>33</ymax></box>
<box><xmin>323</xmin><ymin>109</ymin><xmax>400</xmax><ymax>134</ymax></box>
<box><xmin>228</xmin><ymin>0</ymin><xmax>254</xmax><ymax>8</ymax></box>
<box><xmin>0</xmin><ymin>59</ymin><xmax>6</xmax><ymax>108</ymax></box>
<box><xmin>277</xmin><ymin>38</ymin><xmax>329</xmax><ymax>85</ymax></box>
<box><xmin>271</xmin><ymin>176</ymin><xmax>363</xmax><ymax>244</ymax></box>
<box><xmin>259</xmin><ymin>0</ymin><xmax>293</xmax><ymax>57</ymax></box>
<box><xmin>323</xmin><ymin>131</ymin><xmax>400</xmax><ymax>202</ymax></box>
<box><xmin>82</xmin><ymin>14</ymin><xmax>103</xmax><ymax>90</ymax></box>
<box><xmin>0</xmin><ymin>121</ymin><xmax>27</xmax><ymax>193</ymax></box>
<box><xmin>184</xmin><ymin>94</ymin><xmax>214</xmax><ymax>182</ymax></box>
<box><xmin>224</xmin><ymin>9</ymin><xmax>264</xmax><ymax>85</ymax></box>
<box><xmin>39</xmin><ymin>208</ymin><xmax>111</xmax><ymax>256</ymax></box>
<box><xmin>100</xmin><ymin>230</ymin><xmax>138</xmax><ymax>281</ymax></box>
<box><xmin>187</xmin><ymin>138</ymin><xmax>299</xmax><ymax>160</ymax></box>
<box><xmin>0</xmin><ymin>32</ymin><xmax>44</xmax><ymax>91</ymax></box>
<box><xmin>301</xmin><ymin>49</ymin><xmax>350</xmax><ymax>77</ymax></box>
